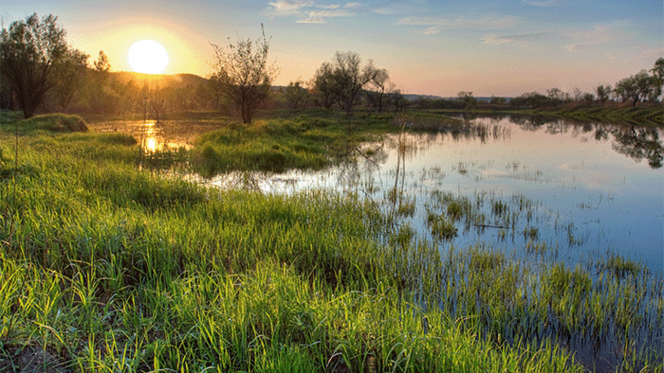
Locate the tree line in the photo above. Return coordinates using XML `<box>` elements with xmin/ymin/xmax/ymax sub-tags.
<box><xmin>1</xmin><ymin>14</ymin><xmax>661</xmax><ymax>123</ymax></box>
<box><xmin>0</xmin><ymin>14</ymin><xmax>406</xmax><ymax>123</ymax></box>
<box><xmin>413</xmin><ymin>58</ymin><xmax>663</xmax><ymax>110</ymax></box>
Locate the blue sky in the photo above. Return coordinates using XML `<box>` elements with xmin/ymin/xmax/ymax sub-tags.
<box><xmin>1</xmin><ymin>0</ymin><xmax>662</xmax><ymax>96</ymax></box>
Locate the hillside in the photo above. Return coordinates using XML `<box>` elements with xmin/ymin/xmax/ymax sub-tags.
<box><xmin>111</xmin><ymin>71</ymin><xmax>210</xmax><ymax>88</ymax></box>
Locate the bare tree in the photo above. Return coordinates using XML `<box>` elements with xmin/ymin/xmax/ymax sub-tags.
<box><xmin>0</xmin><ymin>13</ymin><xmax>74</xmax><ymax>118</ymax></box>
<box><xmin>210</xmin><ymin>26</ymin><xmax>279</xmax><ymax>124</ymax></box>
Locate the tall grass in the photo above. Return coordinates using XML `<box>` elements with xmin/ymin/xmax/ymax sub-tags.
<box><xmin>0</xmin><ymin>112</ymin><xmax>661</xmax><ymax>372</ymax></box>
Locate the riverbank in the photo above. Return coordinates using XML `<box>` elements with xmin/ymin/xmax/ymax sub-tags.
<box><xmin>431</xmin><ymin>104</ymin><xmax>663</xmax><ymax>127</ymax></box>
<box><xmin>0</xmin><ymin>112</ymin><xmax>661</xmax><ymax>372</ymax></box>
<box><xmin>530</xmin><ymin>105</ymin><xmax>663</xmax><ymax>126</ymax></box>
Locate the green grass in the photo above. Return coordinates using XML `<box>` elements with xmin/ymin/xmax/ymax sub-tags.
<box><xmin>191</xmin><ymin>114</ymin><xmax>387</xmax><ymax>176</ymax></box>
<box><xmin>0</xmin><ymin>111</ymin><xmax>661</xmax><ymax>372</ymax></box>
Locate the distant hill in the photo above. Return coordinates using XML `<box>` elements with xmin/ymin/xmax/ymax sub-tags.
<box><xmin>108</xmin><ymin>73</ymin><xmax>512</xmax><ymax>101</ymax></box>
<box><xmin>110</xmin><ymin>72</ymin><xmax>209</xmax><ymax>88</ymax></box>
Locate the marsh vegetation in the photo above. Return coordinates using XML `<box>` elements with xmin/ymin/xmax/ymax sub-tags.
<box><xmin>0</xmin><ymin>109</ymin><xmax>662</xmax><ymax>372</ymax></box>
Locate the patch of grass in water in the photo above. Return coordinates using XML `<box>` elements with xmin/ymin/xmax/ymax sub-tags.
<box><xmin>191</xmin><ymin>115</ymin><xmax>374</xmax><ymax>176</ymax></box>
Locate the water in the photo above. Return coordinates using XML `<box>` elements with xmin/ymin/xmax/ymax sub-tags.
<box><xmin>93</xmin><ymin>115</ymin><xmax>663</xmax><ymax>273</ymax></box>
<box><xmin>93</xmin><ymin>114</ymin><xmax>664</xmax><ymax>369</ymax></box>
<box><xmin>206</xmin><ymin>115</ymin><xmax>664</xmax><ymax>274</ymax></box>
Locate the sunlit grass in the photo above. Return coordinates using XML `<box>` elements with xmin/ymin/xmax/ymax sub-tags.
<box><xmin>0</xmin><ymin>111</ymin><xmax>661</xmax><ymax>372</ymax></box>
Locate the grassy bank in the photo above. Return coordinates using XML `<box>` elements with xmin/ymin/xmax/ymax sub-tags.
<box><xmin>428</xmin><ymin>104</ymin><xmax>663</xmax><ymax>127</ymax></box>
<box><xmin>0</xmin><ymin>112</ymin><xmax>661</xmax><ymax>372</ymax></box>
<box><xmin>531</xmin><ymin>105</ymin><xmax>664</xmax><ymax>126</ymax></box>
<box><xmin>191</xmin><ymin>112</ymin><xmax>393</xmax><ymax>176</ymax></box>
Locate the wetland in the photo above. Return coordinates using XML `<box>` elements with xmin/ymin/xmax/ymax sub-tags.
<box><xmin>1</xmin><ymin>110</ymin><xmax>662</xmax><ymax>372</ymax></box>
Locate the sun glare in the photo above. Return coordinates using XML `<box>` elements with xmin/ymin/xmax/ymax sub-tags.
<box><xmin>127</xmin><ymin>40</ymin><xmax>169</xmax><ymax>74</ymax></box>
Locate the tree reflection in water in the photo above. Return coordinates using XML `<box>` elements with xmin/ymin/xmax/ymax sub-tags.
<box><xmin>611</xmin><ymin>126</ymin><xmax>663</xmax><ymax>169</ymax></box>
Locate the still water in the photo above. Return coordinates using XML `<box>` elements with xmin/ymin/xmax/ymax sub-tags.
<box><xmin>95</xmin><ymin>114</ymin><xmax>663</xmax><ymax>370</ymax></box>
<box><xmin>95</xmin><ymin>115</ymin><xmax>664</xmax><ymax>273</ymax></box>
<box><xmin>211</xmin><ymin>115</ymin><xmax>664</xmax><ymax>274</ymax></box>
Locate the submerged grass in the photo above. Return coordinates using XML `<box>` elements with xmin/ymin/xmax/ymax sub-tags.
<box><xmin>0</xmin><ymin>111</ymin><xmax>661</xmax><ymax>372</ymax></box>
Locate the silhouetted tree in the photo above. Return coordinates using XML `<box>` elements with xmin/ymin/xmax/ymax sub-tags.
<box><xmin>311</xmin><ymin>62</ymin><xmax>340</xmax><ymax>109</ymax></box>
<box><xmin>210</xmin><ymin>25</ymin><xmax>278</xmax><ymax>124</ymax></box>
<box><xmin>285</xmin><ymin>79</ymin><xmax>308</xmax><ymax>109</ymax></box>
<box><xmin>313</xmin><ymin>51</ymin><xmax>378</xmax><ymax>115</ymax></box>
<box><xmin>457</xmin><ymin>91</ymin><xmax>477</xmax><ymax>109</ymax></box>
<box><xmin>595</xmin><ymin>85</ymin><xmax>612</xmax><ymax>104</ymax></box>
<box><xmin>365</xmin><ymin>68</ymin><xmax>390</xmax><ymax>112</ymax></box>
<box><xmin>614</xmin><ymin>70</ymin><xmax>656</xmax><ymax>106</ymax></box>
<box><xmin>0</xmin><ymin>13</ymin><xmax>80</xmax><ymax>118</ymax></box>
<box><xmin>47</xmin><ymin>48</ymin><xmax>88</xmax><ymax>112</ymax></box>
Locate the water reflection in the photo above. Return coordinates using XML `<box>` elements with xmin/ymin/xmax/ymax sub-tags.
<box><xmin>611</xmin><ymin>126</ymin><xmax>663</xmax><ymax>169</ymax></box>
<box><xmin>219</xmin><ymin>116</ymin><xmax>662</xmax><ymax>275</ymax></box>
<box><xmin>91</xmin><ymin>120</ymin><xmax>226</xmax><ymax>151</ymax></box>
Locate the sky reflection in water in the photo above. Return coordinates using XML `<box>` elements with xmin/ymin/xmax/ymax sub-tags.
<box><xmin>213</xmin><ymin>116</ymin><xmax>663</xmax><ymax>273</ymax></box>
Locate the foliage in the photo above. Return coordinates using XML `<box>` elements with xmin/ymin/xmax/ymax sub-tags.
<box><xmin>285</xmin><ymin>79</ymin><xmax>308</xmax><ymax>110</ymax></box>
<box><xmin>614</xmin><ymin>70</ymin><xmax>658</xmax><ymax>106</ymax></box>
<box><xmin>312</xmin><ymin>51</ymin><xmax>380</xmax><ymax>115</ymax></box>
<box><xmin>0</xmin><ymin>13</ymin><xmax>83</xmax><ymax>118</ymax></box>
<box><xmin>210</xmin><ymin>26</ymin><xmax>279</xmax><ymax>124</ymax></box>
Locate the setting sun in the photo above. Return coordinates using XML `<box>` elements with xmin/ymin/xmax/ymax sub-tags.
<box><xmin>127</xmin><ymin>39</ymin><xmax>169</xmax><ymax>74</ymax></box>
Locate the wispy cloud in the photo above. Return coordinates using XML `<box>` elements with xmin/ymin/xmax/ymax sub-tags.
<box><xmin>397</xmin><ymin>14</ymin><xmax>519</xmax><ymax>34</ymax></box>
<box><xmin>522</xmin><ymin>0</ymin><xmax>563</xmax><ymax>6</ymax></box>
<box><xmin>297</xmin><ymin>9</ymin><xmax>354</xmax><ymax>23</ymax></box>
<box><xmin>562</xmin><ymin>21</ymin><xmax>634</xmax><ymax>51</ymax></box>
<box><xmin>267</xmin><ymin>1</ymin><xmax>358</xmax><ymax>23</ymax></box>
<box><xmin>482</xmin><ymin>32</ymin><xmax>547</xmax><ymax>45</ymax></box>
<box><xmin>372</xmin><ymin>3</ymin><xmax>420</xmax><ymax>15</ymax></box>
<box><xmin>268</xmin><ymin>0</ymin><xmax>314</xmax><ymax>15</ymax></box>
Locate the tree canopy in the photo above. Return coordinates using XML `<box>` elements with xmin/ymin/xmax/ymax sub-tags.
<box><xmin>0</xmin><ymin>13</ymin><xmax>83</xmax><ymax>118</ymax></box>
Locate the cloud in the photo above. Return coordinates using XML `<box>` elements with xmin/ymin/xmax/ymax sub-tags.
<box><xmin>267</xmin><ymin>1</ymin><xmax>357</xmax><ymax>23</ymax></box>
<box><xmin>372</xmin><ymin>3</ymin><xmax>418</xmax><ymax>15</ymax></box>
<box><xmin>522</xmin><ymin>0</ymin><xmax>563</xmax><ymax>6</ymax></box>
<box><xmin>562</xmin><ymin>21</ymin><xmax>634</xmax><ymax>51</ymax></box>
<box><xmin>268</xmin><ymin>0</ymin><xmax>314</xmax><ymax>15</ymax></box>
<box><xmin>297</xmin><ymin>9</ymin><xmax>355</xmax><ymax>23</ymax></box>
<box><xmin>482</xmin><ymin>32</ymin><xmax>547</xmax><ymax>45</ymax></box>
<box><xmin>397</xmin><ymin>14</ymin><xmax>519</xmax><ymax>34</ymax></box>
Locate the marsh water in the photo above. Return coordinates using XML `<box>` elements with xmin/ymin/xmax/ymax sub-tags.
<box><xmin>94</xmin><ymin>113</ymin><xmax>664</xmax><ymax>370</ymax></box>
<box><xmin>94</xmin><ymin>114</ymin><xmax>664</xmax><ymax>273</ymax></box>
<box><xmin>214</xmin><ymin>115</ymin><xmax>663</xmax><ymax>275</ymax></box>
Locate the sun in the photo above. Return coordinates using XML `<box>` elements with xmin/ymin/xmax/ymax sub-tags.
<box><xmin>127</xmin><ymin>40</ymin><xmax>169</xmax><ymax>74</ymax></box>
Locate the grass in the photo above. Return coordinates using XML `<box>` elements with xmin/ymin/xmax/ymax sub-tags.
<box><xmin>191</xmin><ymin>114</ymin><xmax>390</xmax><ymax>176</ymax></box>
<box><xmin>0</xmin><ymin>110</ymin><xmax>661</xmax><ymax>372</ymax></box>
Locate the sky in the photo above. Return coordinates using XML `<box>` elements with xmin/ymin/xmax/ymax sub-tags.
<box><xmin>1</xmin><ymin>0</ymin><xmax>662</xmax><ymax>97</ymax></box>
